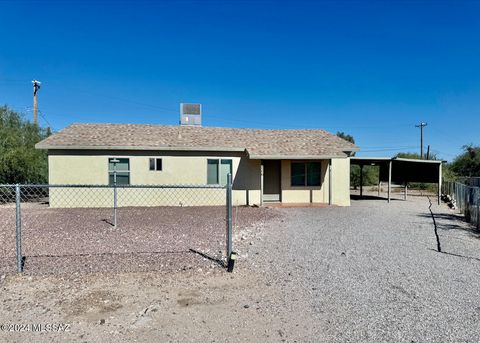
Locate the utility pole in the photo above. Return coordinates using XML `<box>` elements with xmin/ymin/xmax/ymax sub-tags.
<box><xmin>32</xmin><ymin>80</ymin><xmax>41</xmax><ymax>125</ymax></box>
<box><xmin>415</xmin><ymin>122</ymin><xmax>427</xmax><ymax>159</ymax></box>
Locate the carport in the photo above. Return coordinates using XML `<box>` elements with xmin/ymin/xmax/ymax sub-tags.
<box><xmin>350</xmin><ymin>157</ymin><xmax>443</xmax><ymax>204</ymax></box>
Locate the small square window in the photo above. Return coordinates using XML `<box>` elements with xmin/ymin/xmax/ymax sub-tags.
<box><xmin>149</xmin><ymin>158</ymin><xmax>162</xmax><ymax>171</ymax></box>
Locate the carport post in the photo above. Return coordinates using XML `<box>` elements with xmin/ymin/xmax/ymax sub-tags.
<box><xmin>438</xmin><ymin>163</ymin><xmax>442</xmax><ymax>205</ymax></box>
<box><xmin>360</xmin><ymin>164</ymin><xmax>364</xmax><ymax>198</ymax></box>
<box><xmin>15</xmin><ymin>184</ymin><xmax>23</xmax><ymax>273</ymax></box>
<box><xmin>388</xmin><ymin>160</ymin><xmax>392</xmax><ymax>203</ymax></box>
<box><xmin>404</xmin><ymin>182</ymin><xmax>408</xmax><ymax>201</ymax></box>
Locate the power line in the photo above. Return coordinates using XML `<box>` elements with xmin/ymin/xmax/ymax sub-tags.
<box><xmin>360</xmin><ymin>147</ymin><xmax>420</xmax><ymax>153</ymax></box>
<box><xmin>37</xmin><ymin>110</ymin><xmax>54</xmax><ymax>129</ymax></box>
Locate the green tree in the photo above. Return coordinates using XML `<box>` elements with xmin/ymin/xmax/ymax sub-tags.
<box><xmin>0</xmin><ymin>105</ymin><xmax>50</xmax><ymax>183</ymax></box>
<box><xmin>449</xmin><ymin>145</ymin><xmax>480</xmax><ymax>177</ymax></box>
<box><xmin>336</xmin><ymin>131</ymin><xmax>355</xmax><ymax>144</ymax></box>
<box><xmin>336</xmin><ymin>132</ymin><xmax>379</xmax><ymax>188</ymax></box>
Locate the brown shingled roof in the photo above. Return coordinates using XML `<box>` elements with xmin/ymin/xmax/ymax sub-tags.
<box><xmin>35</xmin><ymin>123</ymin><xmax>359</xmax><ymax>159</ymax></box>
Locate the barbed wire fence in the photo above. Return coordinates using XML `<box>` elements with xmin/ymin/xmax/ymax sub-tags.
<box><xmin>0</xmin><ymin>175</ymin><xmax>234</xmax><ymax>275</ymax></box>
<box><xmin>442</xmin><ymin>180</ymin><xmax>480</xmax><ymax>231</ymax></box>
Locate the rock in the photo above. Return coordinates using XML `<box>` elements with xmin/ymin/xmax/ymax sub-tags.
<box><xmin>244</xmin><ymin>304</ymin><xmax>250</xmax><ymax>309</ymax></box>
<box><xmin>99</xmin><ymin>319</ymin><xmax>105</xmax><ymax>325</ymax></box>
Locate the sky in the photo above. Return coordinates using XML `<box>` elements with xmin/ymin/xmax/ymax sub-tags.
<box><xmin>1</xmin><ymin>0</ymin><xmax>479</xmax><ymax>161</ymax></box>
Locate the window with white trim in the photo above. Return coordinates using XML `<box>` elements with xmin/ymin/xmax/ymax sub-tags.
<box><xmin>108</xmin><ymin>158</ymin><xmax>130</xmax><ymax>185</ymax></box>
<box><xmin>207</xmin><ymin>159</ymin><xmax>232</xmax><ymax>186</ymax></box>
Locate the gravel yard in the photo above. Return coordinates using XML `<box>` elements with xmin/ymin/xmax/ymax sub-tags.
<box><xmin>1</xmin><ymin>196</ymin><xmax>479</xmax><ymax>342</ymax></box>
<box><xmin>0</xmin><ymin>204</ymin><xmax>278</xmax><ymax>275</ymax></box>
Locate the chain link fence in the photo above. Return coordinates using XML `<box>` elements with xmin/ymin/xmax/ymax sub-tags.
<box><xmin>463</xmin><ymin>177</ymin><xmax>480</xmax><ymax>188</ymax></box>
<box><xmin>0</xmin><ymin>177</ymin><xmax>234</xmax><ymax>275</ymax></box>
<box><xmin>442</xmin><ymin>181</ymin><xmax>480</xmax><ymax>231</ymax></box>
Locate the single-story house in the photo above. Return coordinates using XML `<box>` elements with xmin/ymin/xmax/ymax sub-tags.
<box><xmin>35</xmin><ymin>122</ymin><xmax>359</xmax><ymax>207</ymax></box>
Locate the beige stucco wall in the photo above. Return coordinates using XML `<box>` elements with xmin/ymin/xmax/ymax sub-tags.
<box><xmin>47</xmin><ymin>150</ymin><xmax>351</xmax><ymax>208</ymax></box>
<box><xmin>331</xmin><ymin>158</ymin><xmax>351</xmax><ymax>206</ymax></box>
<box><xmin>48</xmin><ymin>150</ymin><xmax>261</xmax><ymax>207</ymax></box>
<box><xmin>278</xmin><ymin>158</ymin><xmax>350</xmax><ymax>206</ymax></box>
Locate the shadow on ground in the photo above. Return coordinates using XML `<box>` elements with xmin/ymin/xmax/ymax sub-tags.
<box><xmin>350</xmin><ymin>194</ymin><xmax>401</xmax><ymax>201</ymax></box>
<box><xmin>417</xmin><ymin>212</ymin><xmax>480</xmax><ymax>239</ymax></box>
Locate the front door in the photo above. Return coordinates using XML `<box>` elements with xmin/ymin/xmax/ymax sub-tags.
<box><xmin>262</xmin><ymin>160</ymin><xmax>281</xmax><ymax>202</ymax></box>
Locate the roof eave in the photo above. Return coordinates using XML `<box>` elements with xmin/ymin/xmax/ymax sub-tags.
<box><xmin>35</xmin><ymin>144</ymin><xmax>247</xmax><ymax>153</ymax></box>
<box><xmin>393</xmin><ymin>157</ymin><xmax>445</xmax><ymax>164</ymax></box>
<box><xmin>248</xmin><ymin>154</ymin><xmax>348</xmax><ymax>160</ymax></box>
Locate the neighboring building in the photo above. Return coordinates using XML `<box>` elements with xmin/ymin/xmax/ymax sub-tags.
<box><xmin>36</xmin><ymin>121</ymin><xmax>359</xmax><ymax>207</ymax></box>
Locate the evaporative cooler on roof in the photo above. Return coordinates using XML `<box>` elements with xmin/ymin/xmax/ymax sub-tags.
<box><xmin>180</xmin><ymin>103</ymin><xmax>202</xmax><ymax>126</ymax></box>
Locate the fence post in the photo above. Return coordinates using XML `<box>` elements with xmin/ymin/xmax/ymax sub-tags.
<box><xmin>477</xmin><ymin>193</ymin><xmax>480</xmax><ymax>232</ymax></box>
<box><xmin>113</xmin><ymin>183</ymin><xmax>117</xmax><ymax>229</ymax></box>
<box><xmin>226</xmin><ymin>173</ymin><xmax>233</xmax><ymax>261</ymax></box>
<box><xmin>112</xmin><ymin>160</ymin><xmax>118</xmax><ymax>229</ymax></box>
<box><xmin>15</xmin><ymin>184</ymin><xmax>23</xmax><ymax>273</ymax></box>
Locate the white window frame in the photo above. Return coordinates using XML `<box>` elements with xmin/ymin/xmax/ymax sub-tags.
<box><xmin>207</xmin><ymin>159</ymin><xmax>232</xmax><ymax>185</ymax></box>
<box><xmin>108</xmin><ymin>157</ymin><xmax>131</xmax><ymax>185</ymax></box>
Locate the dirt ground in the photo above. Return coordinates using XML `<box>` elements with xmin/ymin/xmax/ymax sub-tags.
<box><xmin>0</xmin><ymin>205</ymin><xmax>290</xmax><ymax>343</ymax></box>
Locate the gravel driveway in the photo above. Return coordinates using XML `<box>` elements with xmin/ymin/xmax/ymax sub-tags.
<box><xmin>241</xmin><ymin>196</ymin><xmax>480</xmax><ymax>342</ymax></box>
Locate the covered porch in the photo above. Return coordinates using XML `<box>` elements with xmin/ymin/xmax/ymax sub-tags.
<box><xmin>256</xmin><ymin>158</ymin><xmax>352</xmax><ymax>206</ymax></box>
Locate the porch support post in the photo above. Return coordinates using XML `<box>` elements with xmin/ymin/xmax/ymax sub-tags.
<box><xmin>260</xmin><ymin>164</ymin><xmax>264</xmax><ymax>206</ymax></box>
<box><xmin>404</xmin><ymin>182</ymin><xmax>408</xmax><ymax>201</ymax></box>
<box><xmin>378</xmin><ymin>181</ymin><xmax>381</xmax><ymax>197</ymax></box>
<box><xmin>328</xmin><ymin>160</ymin><xmax>332</xmax><ymax>205</ymax></box>
<box><xmin>388</xmin><ymin>160</ymin><xmax>392</xmax><ymax>203</ymax></box>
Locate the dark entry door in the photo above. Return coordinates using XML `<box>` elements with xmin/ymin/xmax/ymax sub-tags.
<box><xmin>262</xmin><ymin>160</ymin><xmax>281</xmax><ymax>202</ymax></box>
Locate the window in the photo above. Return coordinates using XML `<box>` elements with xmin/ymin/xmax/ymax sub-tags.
<box><xmin>291</xmin><ymin>162</ymin><xmax>321</xmax><ymax>186</ymax></box>
<box><xmin>307</xmin><ymin>162</ymin><xmax>321</xmax><ymax>186</ymax></box>
<box><xmin>149</xmin><ymin>158</ymin><xmax>162</xmax><ymax>171</ymax></box>
<box><xmin>207</xmin><ymin>159</ymin><xmax>232</xmax><ymax>185</ymax></box>
<box><xmin>207</xmin><ymin>160</ymin><xmax>219</xmax><ymax>184</ymax></box>
<box><xmin>291</xmin><ymin>163</ymin><xmax>306</xmax><ymax>186</ymax></box>
<box><xmin>108</xmin><ymin>158</ymin><xmax>130</xmax><ymax>185</ymax></box>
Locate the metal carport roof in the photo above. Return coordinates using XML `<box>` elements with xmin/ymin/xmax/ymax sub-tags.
<box><xmin>350</xmin><ymin>157</ymin><xmax>444</xmax><ymax>204</ymax></box>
